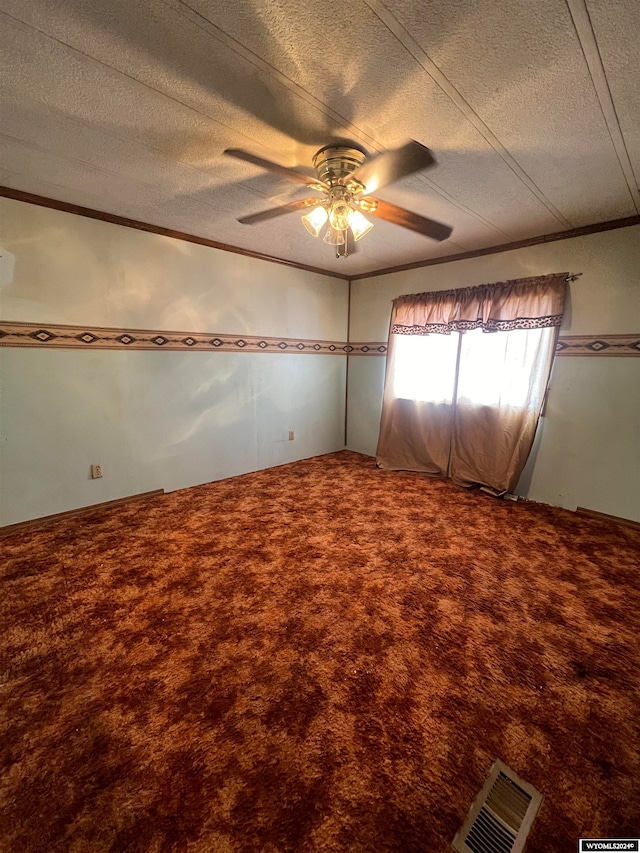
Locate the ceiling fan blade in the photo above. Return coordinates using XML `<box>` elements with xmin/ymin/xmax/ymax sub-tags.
<box><xmin>350</xmin><ymin>141</ymin><xmax>436</xmax><ymax>195</ymax></box>
<box><xmin>360</xmin><ymin>197</ymin><xmax>452</xmax><ymax>241</ymax></box>
<box><xmin>237</xmin><ymin>198</ymin><xmax>324</xmax><ymax>225</ymax></box>
<box><xmin>224</xmin><ymin>148</ymin><xmax>325</xmax><ymax>188</ymax></box>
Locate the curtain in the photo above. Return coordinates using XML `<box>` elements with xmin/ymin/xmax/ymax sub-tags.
<box><xmin>376</xmin><ymin>273</ymin><xmax>567</xmax><ymax>494</ymax></box>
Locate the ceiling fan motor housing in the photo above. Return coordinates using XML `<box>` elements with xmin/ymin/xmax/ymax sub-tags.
<box><xmin>313</xmin><ymin>145</ymin><xmax>366</xmax><ymax>188</ymax></box>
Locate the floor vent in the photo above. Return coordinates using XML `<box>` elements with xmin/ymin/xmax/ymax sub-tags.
<box><xmin>452</xmin><ymin>759</ymin><xmax>543</xmax><ymax>853</ymax></box>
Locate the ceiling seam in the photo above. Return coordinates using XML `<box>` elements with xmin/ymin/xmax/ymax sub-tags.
<box><xmin>167</xmin><ymin>0</ymin><xmax>514</xmax><ymax>240</ymax></box>
<box><xmin>0</xmin><ymin>161</ymin><xmax>236</xmax><ymax>235</ymax></box>
<box><xmin>2</xmin><ymin>122</ymin><xmax>483</xmax><ymax>257</ymax></box>
<box><xmin>166</xmin><ymin>0</ymin><xmax>382</xmax><ymax>153</ymax></box>
<box><xmin>0</xmin><ymin>91</ymin><xmax>305</xmax><ymax>208</ymax></box>
<box><xmin>1</xmin><ymin>9</ymin><xmax>511</xmax><ymax>243</ymax></box>
<box><xmin>0</xmin><ymin>11</ymin><xmax>301</xmax><ymax>160</ymax></box>
<box><xmin>0</xmin><ymin>132</ymin><xmax>245</xmax><ymax>217</ymax></box>
<box><xmin>564</xmin><ymin>0</ymin><xmax>640</xmax><ymax>212</ymax></box>
<box><xmin>362</xmin><ymin>0</ymin><xmax>575</xmax><ymax>229</ymax></box>
<box><xmin>0</xmin><ymin>9</ymin><xmax>396</xmax><ymax>243</ymax></box>
<box><xmin>0</xmin><ymin>167</ymin><xmax>95</xmax><ymax>202</ymax></box>
<box><xmin>407</xmin><ymin>175</ymin><xmax>514</xmax><ymax>240</ymax></box>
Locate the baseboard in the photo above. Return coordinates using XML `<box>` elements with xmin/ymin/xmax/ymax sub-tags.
<box><xmin>575</xmin><ymin>506</ymin><xmax>640</xmax><ymax>531</ymax></box>
<box><xmin>0</xmin><ymin>489</ymin><xmax>165</xmax><ymax>538</ymax></box>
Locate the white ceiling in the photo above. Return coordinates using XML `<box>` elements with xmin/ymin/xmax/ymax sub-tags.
<box><xmin>1</xmin><ymin>0</ymin><xmax>638</xmax><ymax>276</ymax></box>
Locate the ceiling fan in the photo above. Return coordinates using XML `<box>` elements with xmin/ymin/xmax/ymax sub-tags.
<box><xmin>224</xmin><ymin>141</ymin><xmax>452</xmax><ymax>258</ymax></box>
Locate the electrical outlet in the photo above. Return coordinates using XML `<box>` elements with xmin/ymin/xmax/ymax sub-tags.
<box><xmin>288</xmin><ymin>430</ymin><xmax>295</xmax><ymax>441</ymax></box>
<box><xmin>91</xmin><ymin>464</ymin><xmax>103</xmax><ymax>479</ymax></box>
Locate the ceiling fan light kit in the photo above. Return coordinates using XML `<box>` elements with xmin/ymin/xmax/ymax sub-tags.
<box><xmin>301</xmin><ymin>204</ymin><xmax>328</xmax><ymax>237</ymax></box>
<box><xmin>225</xmin><ymin>140</ymin><xmax>452</xmax><ymax>259</ymax></box>
<box><xmin>323</xmin><ymin>223</ymin><xmax>347</xmax><ymax>246</ymax></box>
<box><xmin>347</xmin><ymin>208</ymin><xmax>374</xmax><ymax>241</ymax></box>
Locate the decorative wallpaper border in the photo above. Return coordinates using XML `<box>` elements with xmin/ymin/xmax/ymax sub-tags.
<box><xmin>554</xmin><ymin>334</ymin><xmax>640</xmax><ymax>356</ymax></box>
<box><xmin>349</xmin><ymin>334</ymin><xmax>640</xmax><ymax>357</ymax></box>
<box><xmin>0</xmin><ymin>322</ymin><xmax>348</xmax><ymax>355</ymax></box>
<box><xmin>0</xmin><ymin>322</ymin><xmax>638</xmax><ymax>357</ymax></box>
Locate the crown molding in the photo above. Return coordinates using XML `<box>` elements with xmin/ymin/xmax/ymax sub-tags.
<box><xmin>348</xmin><ymin>215</ymin><xmax>640</xmax><ymax>280</ymax></box>
<box><xmin>3</xmin><ymin>186</ymin><xmax>639</xmax><ymax>284</ymax></box>
<box><xmin>0</xmin><ymin>186</ymin><xmax>350</xmax><ymax>281</ymax></box>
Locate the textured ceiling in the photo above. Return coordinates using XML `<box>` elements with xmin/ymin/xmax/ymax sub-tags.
<box><xmin>1</xmin><ymin>0</ymin><xmax>638</xmax><ymax>275</ymax></box>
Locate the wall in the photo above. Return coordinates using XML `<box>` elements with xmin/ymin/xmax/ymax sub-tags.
<box><xmin>3</xmin><ymin>198</ymin><xmax>638</xmax><ymax>527</ymax></box>
<box><xmin>0</xmin><ymin>198</ymin><xmax>348</xmax><ymax>525</ymax></box>
<box><xmin>347</xmin><ymin>224</ymin><xmax>640</xmax><ymax>521</ymax></box>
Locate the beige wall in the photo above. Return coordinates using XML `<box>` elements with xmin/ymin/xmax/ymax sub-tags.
<box><xmin>347</xmin><ymin>224</ymin><xmax>640</xmax><ymax>520</ymax></box>
<box><xmin>2</xmin><ymin>197</ymin><xmax>638</xmax><ymax>526</ymax></box>
<box><xmin>0</xmin><ymin>198</ymin><xmax>348</xmax><ymax>525</ymax></box>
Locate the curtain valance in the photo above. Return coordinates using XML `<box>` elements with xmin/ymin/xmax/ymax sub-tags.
<box><xmin>391</xmin><ymin>273</ymin><xmax>568</xmax><ymax>336</ymax></box>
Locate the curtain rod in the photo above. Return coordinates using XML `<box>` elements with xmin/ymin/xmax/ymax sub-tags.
<box><xmin>566</xmin><ymin>272</ymin><xmax>583</xmax><ymax>281</ymax></box>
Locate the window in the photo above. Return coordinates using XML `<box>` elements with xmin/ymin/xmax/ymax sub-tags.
<box><xmin>391</xmin><ymin>333</ymin><xmax>458</xmax><ymax>404</ymax></box>
<box><xmin>376</xmin><ymin>274</ymin><xmax>567</xmax><ymax>492</ymax></box>
<box><xmin>392</xmin><ymin>326</ymin><xmax>554</xmax><ymax>412</ymax></box>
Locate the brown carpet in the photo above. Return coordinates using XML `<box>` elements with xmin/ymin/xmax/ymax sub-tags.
<box><xmin>2</xmin><ymin>451</ymin><xmax>639</xmax><ymax>852</ymax></box>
